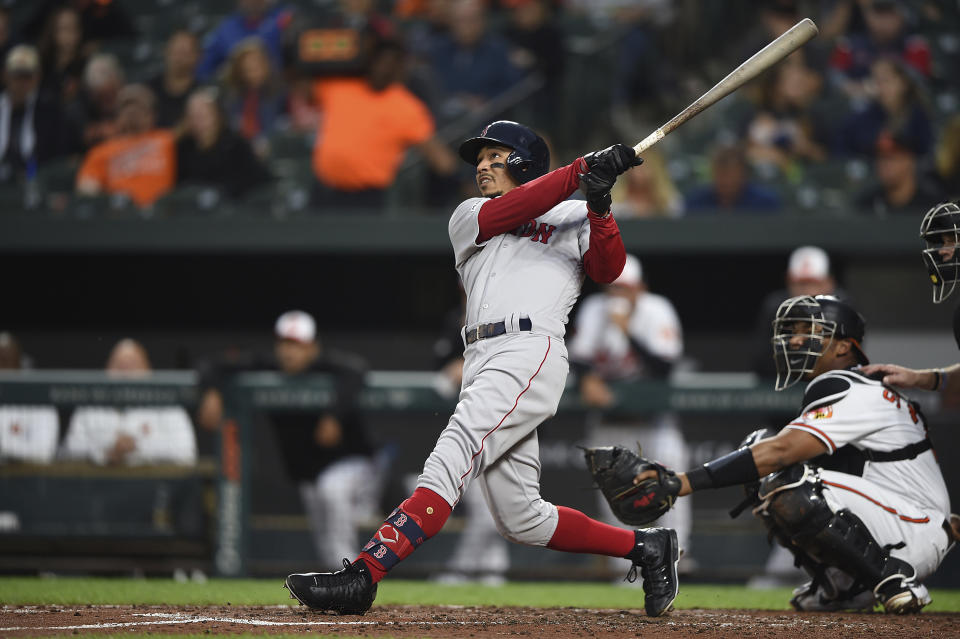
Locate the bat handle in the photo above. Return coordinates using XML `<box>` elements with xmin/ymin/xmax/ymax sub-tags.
<box><xmin>633</xmin><ymin>129</ymin><xmax>664</xmax><ymax>155</ymax></box>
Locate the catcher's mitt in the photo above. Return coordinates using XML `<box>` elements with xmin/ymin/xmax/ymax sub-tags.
<box><xmin>583</xmin><ymin>445</ymin><xmax>681</xmax><ymax>526</ymax></box>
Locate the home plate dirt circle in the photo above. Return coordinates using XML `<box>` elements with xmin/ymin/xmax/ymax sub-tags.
<box><xmin>3</xmin><ymin>605</ymin><xmax>959</xmax><ymax>638</ymax></box>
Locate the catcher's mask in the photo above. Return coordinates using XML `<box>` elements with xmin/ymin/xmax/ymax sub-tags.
<box><xmin>920</xmin><ymin>201</ymin><xmax>960</xmax><ymax>304</ymax></box>
<box><xmin>771</xmin><ymin>295</ymin><xmax>868</xmax><ymax>390</ymax></box>
<box><xmin>458</xmin><ymin>120</ymin><xmax>550</xmax><ymax>185</ymax></box>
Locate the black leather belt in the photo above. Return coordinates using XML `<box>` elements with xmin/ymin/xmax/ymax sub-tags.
<box><xmin>464</xmin><ymin>317</ymin><xmax>532</xmax><ymax>345</ymax></box>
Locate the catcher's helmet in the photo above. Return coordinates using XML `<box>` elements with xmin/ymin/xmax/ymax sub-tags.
<box><xmin>458</xmin><ymin>120</ymin><xmax>549</xmax><ymax>185</ymax></box>
<box><xmin>920</xmin><ymin>201</ymin><xmax>960</xmax><ymax>304</ymax></box>
<box><xmin>771</xmin><ymin>295</ymin><xmax>868</xmax><ymax>390</ymax></box>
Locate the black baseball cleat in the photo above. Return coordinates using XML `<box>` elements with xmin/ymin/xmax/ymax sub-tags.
<box><xmin>624</xmin><ymin>527</ymin><xmax>680</xmax><ymax>617</ymax></box>
<box><xmin>284</xmin><ymin>559</ymin><xmax>378</xmax><ymax>615</ymax></box>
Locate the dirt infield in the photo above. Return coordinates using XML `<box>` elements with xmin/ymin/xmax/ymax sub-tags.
<box><xmin>2</xmin><ymin>605</ymin><xmax>959</xmax><ymax>638</ymax></box>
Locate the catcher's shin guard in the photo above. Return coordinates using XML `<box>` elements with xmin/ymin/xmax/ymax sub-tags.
<box><xmin>756</xmin><ymin>465</ymin><xmax>926</xmax><ymax>613</ymax></box>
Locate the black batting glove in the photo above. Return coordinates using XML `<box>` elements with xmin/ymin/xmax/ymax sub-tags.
<box><xmin>579</xmin><ymin>170</ymin><xmax>613</xmax><ymax>216</ymax></box>
<box><xmin>584</xmin><ymin>144</ymin><xmax>643</xmax><ymax>177</ymax></box>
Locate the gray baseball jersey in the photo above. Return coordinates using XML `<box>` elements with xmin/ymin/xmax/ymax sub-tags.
<box><xmin>416</xmin><ymin>196</ymin><xmax>599</xmax><ymax>546</ymax></box>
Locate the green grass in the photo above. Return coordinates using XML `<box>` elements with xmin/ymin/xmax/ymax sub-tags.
<box><xmin>1</xmin><ymin>577</ymin><xmax>958</xmax><ymax>611</ymax></box>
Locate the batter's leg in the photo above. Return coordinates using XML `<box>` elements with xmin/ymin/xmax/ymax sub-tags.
<box><xmin>480</xmin><ymin>429</ymin><xmax>680</xmax><ymax>616</ymax></box>
<box><xmin>352</xmin><ymin>335</ymin><xmax>567</xmax><ymax>585</ymax></box>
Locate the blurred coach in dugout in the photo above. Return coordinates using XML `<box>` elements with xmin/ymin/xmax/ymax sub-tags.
<box><xmin>196</xmin><ymin>310</ymin><xmax>380</xmax><ymax>569</ymax></box>
<box><xmin>568</xmin><ymin>254</ymin><xmax>691</xmax><ymax>572</ymax></box>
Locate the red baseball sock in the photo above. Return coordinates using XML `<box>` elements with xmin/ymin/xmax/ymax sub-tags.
<box><xmin>356</xmin><ymin>487</ymin><xmax>451</xmax><ymax>583</ymax></box>
<box><xmin>546</xmin><ymin>506</ymin><xmax>635</xmax><ymax>557</ymax></box>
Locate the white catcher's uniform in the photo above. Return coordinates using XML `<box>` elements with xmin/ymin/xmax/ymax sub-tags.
<box><xmin>417</xmin><ymin>197</ymin><xmax>595</xmax><ymax>546</ymax></box>
<box><xmin>786</xmin><ymin>368</ymin><xmax>952</xmax><ymax>581</ymax></box>
<box><xmin>568</xmin><ymin>292</ymin><xmax>691</xmax><ymax>558</ymax></box>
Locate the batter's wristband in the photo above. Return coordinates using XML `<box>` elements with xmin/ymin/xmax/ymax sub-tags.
<box><xmin>931</xmin><ymin>370</ymin><xmax>942</xmax><ymax>391</ymax></box>
<box><xmin>687</xmin><ymin>447</ymin><xmax>760</xmax><ymax>491</ymax></box>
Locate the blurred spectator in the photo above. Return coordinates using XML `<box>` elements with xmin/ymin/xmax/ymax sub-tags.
<box><xmin>0</xmin><ymin>332</ymin><xmax>59</xmax><ymax>465</ymax></box>
<box><xmin>424</xmin><ymin>0</ymin><xmax>524</xmax><ymax>122</ymax></box>
<box><xmin>752</xmin><ymin>246</ymin><xmax>847</xmax><ymax>378</ymax></box>
<box><xmin>23</xmin><ymin>0</ymin><xmax>135</xmax><ymax>50</ymax></box>
<box><xmin>609</xmin><ymin>149</ymin><xmax>682</xmax><ymax>218</ymax></box>
<box><xmin>503</xmin><ymin>0</ymin><xmax>565</xmax><ymax>136</ymax></box>
<box><xmin>67</xmin><ymin>52</ymin><xmax>124</xmax><ymax>150</ymax></box>
<box><xmin>935</xmin><ymin>115</ymin><xmax>960</xmax><ymax>199</ymax></box>
<box><xmin>147</xmin><ymin>30</ymin><xmax>200</xmax><ymax>129</ymax></box>
<box><xmin>837</xmin><ymin>56</ymin><xmax>932</xmax><ymax>158</ymax></box>
<box><xmin>568</xmin><ymin>0</ymin><xmax>676</xmax><ymax>127</ymax></box>
<box><xmin>0</xmin><ymin>8</ymin><xmax>11</xmax><ymax>75</ymax></box>
<box><xmin>196</xmin><ymin>310</ymin><xmax>380</xmax><ymax>569</ymax></box>
<box><xmin>59</xmin><ymin>338</ymin><xmax>197</xmax><ymax>466</ymax></box>
<box><xmin>829</xmin><ymin>0</ymin><xmax>931</xmax><ymax>99</ymax></box>
<box><xmin>311</xmin><ymin>38</ymin><xmax>456</xmax><ymax>210</ymax></box>
<box><xmin>37</xmin><ymin>6</ymin><xmax>86</xmax><ymax>106</ymax></box>
<box><xmin>0</xmin><ymin>45</ymin><xmax>71</xmax><ymax>185</ymax></box>
<box><xmin>197</xmin><ymin>0</ymin><xmax>293</xmax><ymax>82</ymax></box>
<box><xmin>176</xmin><ymin>87</ymin><xmax>272</xmax><ymax>197</ymax></box>
<box><xmin>221</xmin><ymin>37</ymin><xmax>286</xmax><ymax>157</ymax></box>
<box><xmin>568</xmin><ymin>254</ymin><xmax>692</xmax><ymax>573</ymax></box>
<box><xmin>744</xmin><ymin>53</ymin><xmax>831</xmax><ymax>173</ymax></box>
<box><xmin>854</xmin><ymin>128</ymin><xmax>943</xmax><ymax>215</ymax></box>
<box><xmin>684</xmin><ymin>144</ymin><xmax>782</xmax><ymax>214</ymax></box>
<box><xmin>75</xmin><ymin>84</ymin><xmax>175</xmax><ymax>208</ymax></box>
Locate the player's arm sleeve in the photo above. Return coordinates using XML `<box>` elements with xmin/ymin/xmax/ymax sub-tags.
<box><xmin>475</xmin><ymin>159</ymin><xmax>587</xmax><ymax>243</ymax></box>
<box><xmin>784</xmin><ymin>375</ymin><xmax>854</xmax><ymax>454</ymax></box>
<box><xmin>579</xmin><ymin>213</ymin><xmax>626</xmax><ymax>284</ymax></box>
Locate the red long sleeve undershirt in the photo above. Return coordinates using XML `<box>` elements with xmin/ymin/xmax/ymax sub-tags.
<box><xmin>476</xmin><ymin>159</ymin><xmax>626</xmax><ymax>284</ymax></box>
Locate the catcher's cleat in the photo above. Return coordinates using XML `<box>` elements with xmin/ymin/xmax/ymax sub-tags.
<box><xmin>284</xmin><ymin>559</ymin><xmax>378</xmax><ymax>615</ymax></box>
<box><xmin>624</xmin><ymin>527</ymin><xmax>679</xmax><ymax>617</ymax></box>
<box><xmin>790</xmin><ymin>581</ymin><xmax>875</xmax><ymax>612</ymax></box>
<box><xmin>874</xmin><ymin>576</ymin><xmax>931</xmax><ymax>614</ymax></box>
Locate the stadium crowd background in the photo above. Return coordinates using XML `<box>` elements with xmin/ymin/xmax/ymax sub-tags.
<box><xmin>0</xmin><ymin>0</ymin><xmax>957</xmax><ymax>217</ymax></box>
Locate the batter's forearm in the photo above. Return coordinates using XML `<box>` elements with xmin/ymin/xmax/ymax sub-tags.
<box><xmin>582</xmin><ymin>214</ymin><xmax>626</xmax><ymax>283</ymax></box>
<box><xmin>476</xmin><ymin>159</ymin><xmax>587</xmax><ymax>242</ymax></box>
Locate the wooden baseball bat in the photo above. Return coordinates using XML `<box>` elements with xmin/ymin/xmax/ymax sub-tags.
<box><xmin>633</xmin><ymin>18</ymin><xmax>819</xmax><ymax>154</ymax></box>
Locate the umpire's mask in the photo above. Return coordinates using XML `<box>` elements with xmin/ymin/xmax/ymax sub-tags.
<box><xmin>920</xmin><ymin>201</ymin><xmax>960</xmax><ymax>304</ymax></box>
<box><xmin>771</xmin><ymin>296</ymin><xmax>833</xmax><ymax>391</ymax></box>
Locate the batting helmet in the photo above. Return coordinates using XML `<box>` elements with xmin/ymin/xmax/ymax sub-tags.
<box><xmin>771</xmin><ymin>295</ymin><xmax>868</xmax><ymax>390</ymax></box>
<box><xmin>920</xmin><ymin>201</ymin><xmax>960</xmax><ymax>304</ymax></box>
<box><xmin>458</xmin><ymin>120</ymin><xmax>549</xmax><ymax>185</ymax></box>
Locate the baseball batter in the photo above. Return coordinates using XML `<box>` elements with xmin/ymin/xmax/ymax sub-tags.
<box><xmin>620</xmin><ymin>295</ymin><xmax>953</xmax><ymax>613</ymax></box>
<box><xmin>285</xmin><ymin>121</ymin><xmax>680</xmax><ymax>617</ymax></box>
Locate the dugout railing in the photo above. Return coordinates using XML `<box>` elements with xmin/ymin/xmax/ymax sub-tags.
<box><xmin>0</xmin><ymin>369</ymin><xmax>810</xmax><ymax>578</ymax></box>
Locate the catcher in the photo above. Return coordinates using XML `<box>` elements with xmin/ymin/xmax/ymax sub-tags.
<box><xmin>585</xmin><ymin>295</ymin><xmax>955</xmax><ymax>613</ymax></box>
